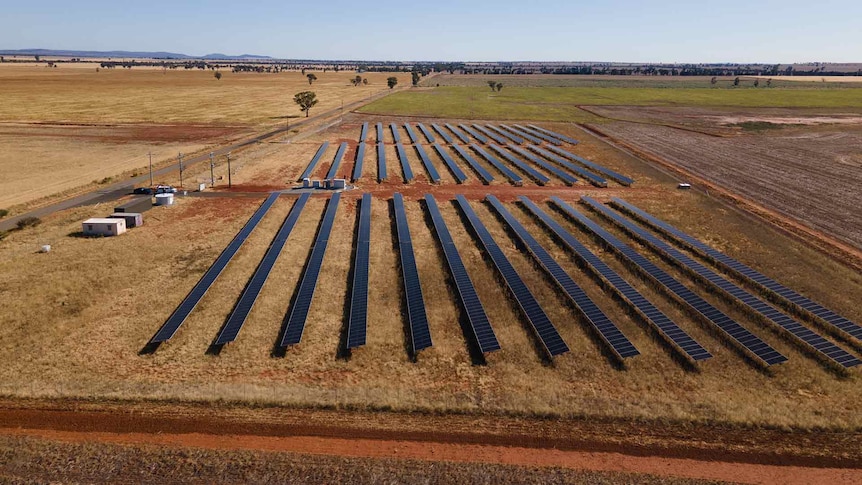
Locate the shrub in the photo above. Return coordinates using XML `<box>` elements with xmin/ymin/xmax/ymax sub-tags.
<box><xmin>0</xmin><ymin>209</ymin><xmax>8</xmax><ymax>218</ymax></box>
<box><xmin>16</xmin><ymin>216</ymin><xmax>42</xmax><ymax>230</ymax></box>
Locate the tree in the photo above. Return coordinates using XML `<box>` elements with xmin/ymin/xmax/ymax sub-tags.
<box><xmin>294</xmin><ymin>91</ymin><xmax>318</xmax><ymax>117</ymax></box>
<box><xmin>214</xmin><ymin>71</ymin><xmax>222</xmax><ymax>81</ymax></box>
<box><xmin>351</xmin><ymin>75</ymin><xmax>362</xmax><ymax>86</ymax></box>
<box><xmin>411</xmin><ymin>71</ymin><xmax>420</xmax><ymax>86</ymax></box>
<box><xmin>487</xmin><ymin>80</ymin><xmax>497</xmax><ymax>91</ymax></box>
<box><xmin>362</xmin><ymin>78</ymin><xmax>368</xmax><ymax>85</ymax></box>
<box><xmin>387</xmin><ymin>76</ymin><xmax>398</xmax><ymax>89</ymax></box>
<box><xmin>307</xmin><ymin>73</ymin><xmax>317</xmax><ymax>85</ymax></box>
<box><xmin>710</xmin><ymin>76</ymin><xmax>717</xmax><ymax>85</ymax></box>
<box><xmin>733</xmin><ymin>77</ymin><xmax>740</xmax><ymax>86</ymax></box>
<box><xmin>753</xmin><ymin>78</ymin><xmax>759</xmax><ymax>87</ymax></box>
<box><xmin>495</xmin><ymin>82</ymin><xmax>503</xmax><ymax>92</ymax></box>
<box><xmin>766</xmin><ymin>78</ymin><xmax>772</xmax><ymax>87</ymax></box>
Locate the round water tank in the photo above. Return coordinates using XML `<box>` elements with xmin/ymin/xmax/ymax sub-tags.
<box><xmin>155</xmin><ymin>193</ymin><xmax>174</xmax><ymax>206</ymax></box>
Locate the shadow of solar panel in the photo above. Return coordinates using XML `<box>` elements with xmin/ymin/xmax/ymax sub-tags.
<box><xmin>347</xmin><ymin>193</ymin><xmax>372</xmax><ymax>349</ymax></box>
<box><xmin>487</xmin><ymin>196</ymin><xmax>637</xmax><ymax>360</ymax></box>
<box><xmin>545</xmin><ymin>146</ymin><xmax>634</xmax><ymax>186</ymax></box>
<box><xmin>326</xmin><ymin>142</ymin><xmax>349</xmax><ymax>180</ymax></box>
<box><xmin>508</xmin><ymin>145</ymin><xmax>578</xmax><ymax>185</ymax></box>
<box><xmin>281</xmin><ymin>193</ymin><xmax>342</xmax><ymax>347</ymax></box>
<box><xmin>513</xmin><ymin>124</ymin><xmax>563</xmax><ymax>146</ymax></box>
<box><xmin>431</xmin><ymin>124</ymin><xmax>454</xmax><ymax>144</ymax></box>
<box><xmin>149</xmin><ymin>193</ymin><xmax>281</xmax><ymax>344</ymax></box>
<box><xmin>488</xmin><ymin>144</ymin><xmax>549</xmax><ymax>185</ymax></box>
<box><xmin>425</xmin><ymin>194</ymin><xmax>500</xmax><ymax>354</ymax></box>
<box><xmin>609</xmin><ymin>198</ymin><xmax>862</xmax><ymax>350</ymax></box>
<box><xmin>451</xmin><ymin>144</ymin><xmax>494</xmax><ymax>184</ymax></box>
<box><xmin>388</xmin><ymin>123</ymin><xmax>401</xmax><ymax>143</ymax></box>
<box><xmin>376</xmin><ymin>122</ymin><xmax>385</xmax><ymax>144</ymax></box>
<box><xmin>413</xmin><ymin>144</ymin><xmax>440</xmax><ymax>183</ymax></box>
<box><xmin>499</xmin><ymin>124</ymin><xmax>544</xmax><ymax>145</ymax></box>
<box><xmin>215</xmin><ymin>193</ymin><xmax>311</xmax><ymax>345</ymax></box>
<box><xmin>455</xmin><ymin>195</ymin><xmax>569</xmax><ymax>358</ymax></box>
<box><xmin>299</xmin><ymin>142</ymin><xmax>330</xmax><ymax>180</ymax></box>
<box><xmin>527</xmin><ymin>145</ymin><xmax>607</xmax><ymax>187</ymax></box>
<box><xmin>528</xmin><ymin>125</ymin><xmax>579</xmax><ymax>145</ymax></box>
<box><xmin>519</xmin><ymin>196</ymin><xmax>711</xmax><ymax>363</ymax></box>
<box><xmin>472</xmin><ymin>124</ymin><xmax>507</xmax><ymax>144</ymax></box>
<box><xmin>395</xmin><ymin>143</ymin><xmax>415</xmax><ymax>182</ymax></box>
<box><xmin>460</xmin><ymin>124</ymin><xmax>488</xmax><ymax>144</ymax></box>
<box><xmin>359</xmin><ymin>122</ymin><xmax>369</xmax><ymax>142</ymax></box>
<box><xmin>485</xmin><ymin>125</ymin><xmax>524</xmax><ymax>144</ymax></box>
<box><xmin>432</xmin><ymin>143</ymin><xmax>468</xmax><ymax>183</ymax></box>
<box><xmin>352</xmin><ymin>142</ymin><xmax>366</xmax><ymax>182</ymax></box>
<box><xmin>377</xmin><ymin>143</ymin><xmax>387</xmax><ymax>182</ymax></box>
<box><xmin>416</xmin><ymin>123</ymin><xmax>436</xmax><ymax>143</ymax></box>
<box><xmin>554</xmin><ymin>196</ymin><xmax>787</xmax><ymax>367</ymax></box>
<box><xmin>446</xmin><ymin>123</ymin><xmax>471</xmax><ymax>144</ymax></box>
<box><xmin>404</xmin><ymin>123</ymin><xmax>420</xmax><ymax>144</ymax></box>
<box><xmin>470</xmin><ymin>144</ymin><xmax>523</xmax><ymax>186</ymax></box>
<box><xmin>393</xmin><ymin>193</ymin><xmax>433</xmax><ymax>353</ymax></box>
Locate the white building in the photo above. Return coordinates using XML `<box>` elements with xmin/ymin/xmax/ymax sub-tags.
<box><xmin>82</xmin><ymin>218</ymin><xmax>126</xmax><ymax>237</ymax></box>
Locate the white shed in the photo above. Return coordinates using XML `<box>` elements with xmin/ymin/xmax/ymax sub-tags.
<box><xmin>82</xmin><ymin>218</ymin><xmax>126</xmax><ymax>237</ymax></box>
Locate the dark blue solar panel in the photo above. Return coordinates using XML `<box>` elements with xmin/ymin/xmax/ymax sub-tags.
<box><xmin>470</xmin><ymin>144</ymin><xmax>523</xmax><ymax>186</ymax></box>
<box><xmin>395</xmin><ymin>143</ymin><xmax>415</xmax><ymax>182</ymax></box>
<box><xmin>404</xmin><ymin>123</ymin><xmax>420</xmax><ymax>144</ymax></box>
<box><xmin>513</xmin><ymin>124</ymin><xmax>563</xmax><ymax>146</ymax></box>
<box><xmin>460</xmin><ymin>124</ymin><xmax>488</xmax><ymax>144</ymax></box>
<box><xmin>431</xmin><ymin>124</ymin><xmax>454</xmax><ymax>144</ymax></box>
<box><xmin>488</xmin><ymin>144</ymin><xmax>550</xmax><ymax>185</ymax></box>
<box><xmin>150</xmin><ymin>193</ymin><xmax>281</xmax><ymax>344</ymax></box>
<box><xmin>456</xmin><ymin>195</ymin><xmax>569</xmax><ymax>357</ymax></box>
<box><xmin>413</xmin><ymin>144</ymin><xmax>440</xmax><ymax>183</ymax></box>
<box><xmin>215</xmin><ymin>193</ymin><xmax>311</xmax><ymax>345</ymax></box>
<box><xmin>553</xmin><ymin>197</ymin><xmax>787</xmax><ymax>367</ymax></box>
<box><xmin>281</xmin><ymin>193</ymin><xmax>342</xmax><ymax>346</ymax></box>
<box><xmin>359</xmin><ymin>122</ymin><xmax>369</xmax><ymax>142</ymax></box>
<box><xmin>519</xmin><ymin>197</ymin><xmax>711</xmax><ymax>363</ymax></box>
<box><xmin>589</xmin><ymin>199</ymin><xmax>860</xmax><ymax>369</ymax></box>
<box><xmin>609</xmin><ymin>198</ymin><xmax>862</xmax><ymax>345</ymax></box>
<box><xmin>527</xmin><ymin>125</ymin><xmax>579</xmax><ymax>145</ymax></box>
<box><xmin>377</xmin><ymin>143</ymin><xmax>387</xmax><ymax>182</ymax></box>
<box><xmin>352</xmin><ymin>142</ymin><xmax>366</xmax><ymax>182</ymax></box>
<box><xmin>485</xmin><ymin>125</ymin><xmax>524</xmax><ymax>144</ymax></box>
<box><xmin>416</xmin><ymin>123</ymin><xmax>436</xmax><ymax>143</ymax></box>
<box><xmin>376</xmin><ymin>122</ymin><xmax>385</xmax><ymax>144</ymax></box>
<box><xmin>527</xmin><ymin>145</ymin><xmax>608</xmax><ymax>187</ymax></box>
<box><xmin>425</xmin><ymin>194</ymin><xmax>500</xmax><ymax>354</ymax></box>
<box><xmin>389</xmin><ymin>123</ymin><xmax>401</xmax><ymax>143</ymax></box>
<box><xmin>499</xmin><ymin>124</ymin><xmax>544</xmax><ymax>145</ymax></box>
<box><xmin>299</xmin><ymin>142</ymin><xmax>329</xmax><ymax>180</ymax></box>
<box><xmin>545</xmin><ymin>146</ymin><xmax>634</xmax><ymax>186</ymax></box>
<box><xmin>487</xmin><ymin>196</ymin><xmax>638</xmax><ymax>360</ymax></box>
<box><xmin>393</xmin><ymin>193</ymin><xmax>433</xmax><ymax>353</ymax></box>
<box><xmin>326</xmin><ymin>142</ymin><xmax>349</xmax><ymax>180</ymax></box>
<box><xmin>432</xmin><ymin>143</ymin><xmax>468</xmax><ymax>183</ymax></box>
<box><xmin>507</xmin><ymin>144</ymin><xmax>578</xmax><ymax>185</ymax></box>
<box><xmin>446</xmin><ymin>123</ymin><xmax>471</xmax><ymax>144</ymax></box>
<box><xmin>472</xmin><ymin>124</ymin><xmax>507</xmax><ymax>144</ymax></box>
<box><xmin>451</xmin><ymin>144</ymin><xmax>494</xmax><ymax>184</ymax></box>
<box><xmin>347</xmin><ymin>193</ymin><xmax>372</xmax><ymax>349</ymax></box>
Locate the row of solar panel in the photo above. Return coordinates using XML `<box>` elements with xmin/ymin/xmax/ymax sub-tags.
<box><xmin>359</xmin><ymin>122</ymin><xmax>575</xmax><ymax>148</ymax></box>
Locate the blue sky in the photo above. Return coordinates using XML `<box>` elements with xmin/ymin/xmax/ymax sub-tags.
<box><xmin>1</xmin><ymin>0</ymin><xmax>859</xmax><ymax>62</ymax></box>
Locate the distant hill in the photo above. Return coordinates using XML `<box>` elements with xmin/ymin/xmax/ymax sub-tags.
<box><xmin>0</xmin><ymin>49</ymin><xmax>272</xmax><ymax>60</ymax></box>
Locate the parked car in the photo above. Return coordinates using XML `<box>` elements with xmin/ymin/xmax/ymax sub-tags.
<box><xmin>133</xmin><ymin>187</ymin><xmax>153</xmax><ymax>195</ymax></box>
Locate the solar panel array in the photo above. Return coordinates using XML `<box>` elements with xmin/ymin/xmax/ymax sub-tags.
<box><xmin>432</xmin><ymin>143</ymin><xmax>468</xmax><ymax>183</ymax></box>
<box><xmin>499</xmin><ymin>124</ymin><xmax>543</xmax><ymax>145</ymax></box>
<box><xmin>393</xmin><ymin>193</ymin><xmax>433</xmax><ymax>353</ymax></box>
<box><xmin>456</xmin><ymin>195</ymin><xmax>569</xmax><ymax>357</ymax></box>
<box><xmin>508</xmin><ymin>144</ymin><xmax>578</xmax><ymax>185</ymax></box>
<box><xmin>451</xmin><ymin>144</ymin><xmax>494</xmax><ymax>184</ymax></box>
<box><xmin>588</xmin><ymin>199</ymin><xmax>861</xmax><ymax>369</ymax></box>
<box><xmin>417</xmin><ymin>123</ymin><xmax>436</xmax><ymax>143</ymax></box>
<box><xmin>545</xmin><ymin>145</ymin><xmax>634</xmax><ymax>186</ymax></box>
<box><xmin>470</xmin><ymin>144</ymin><xmax>523</xmax><ymax>186</ymax></box>
<box><xmin>215</xmin><ymin>193</ymin><xmax>311</xmax><ymax>345</ymax></box>
<box><xmin>528</xmin><ymin>125</ymin><xmax>579</xmax><ymax>145</ymax></box>
<box><xmin>552</xmin><ymin>197</ymin><xmax>787</xmax><ymax>367</ymax></box>
<box><xmin>609</xmin><ymin>198</ymin><xmax>862</xmax><ymax>344</ymax></box>
<box><xmin>298</xmin><ymin>142</ymin><xmax>329</xmax><ymax>180</ymax></box>
<box><xmin>519</xmin><ymin>197</ymin><xmax>711</xmax><ymax>363</ymax></box>
<box><xmin>446</xmin><ymin>123</ymin><xmax>471</xmax><ymax>144</ymax></box>
<box><xmin>389</xmin><ymin>123</ymin><xmax>401</xmax><ymax>143</ymax></box>
<box><xmin>472</xmin><ymin>124</ymin><xmax>507</xmax><ymax>144</ymax></box>
<box><xmin>404</xmin><ymin>123</ymin><xmax>420</xmax><ymax>144</ymax></box>
<box><xmin>377</xmin><ymin>143</ymin><xmax>387</xmax><ymax>182</ymax></box>
<box><xmin>528</xmin><ymin>145</ymin><xmax>608</xmax><ymax>187</ymax></box>
<box><xmin>149</xmin><ymin>193</ymin><xmax>281</xmax><ymax>344</ymax></box>
<box><xmin>425</xmin><ymin>194</ymin><xmax>501</xmax><ymax>354</ymax></box>
<box><xmin>460</xmin><ymin>124</ymin><xmax>488</xmax><ymax>144</ymax></box>
<box><xmin>395</xmin><ymin>143</ymin><xmax>415</xmax><ymax>182</ymax></box>
<box><xmin>359</xmin><ymin>122</ymin><xmax>369</xmax><ymax>142</ymax></box>
<box><xmin>326</xmin><ymin>142</ymin><xmax>348</xmax><ymax>180</ymax></box>
<box><xmin>376</xmin><ymin>122</ymin><xmax>385</xmax><ymax>143</ymax></box>
<box><xmin>281</xmin><ymin>193</ymin><xmax>342</xmax><ymax>347</ymax></box>
<box><xmin>347</xmin><ymin>193</ymin><xmax>372</xmax><ymax>349</ymax></box>
<box><xmin>431</xmin><ymin>124</ymin><xmax>454</xmax><ymax>144</ymax></box>
<box><xmin>413</xmin><ymin>144</ymin><xmax>440</xmax><ymax>183</ymax></box>
<box><xmin>488</xmin><ymin>144</ymin><xmax>550</xmax><ymax>185</ymax></box>
<box><xmin>485</xmin><ymin>124</ymin><xmax>524</xmax><ymax>145</ymax></box>
<box><xmin>487</xmin><ymin>195</ymin><xmax>639</xmax><ymax>360</ymax></box>
<box><xmin>513</xmin><ymin>124</ymin><xmax>563</xmax><ymax>146</ymax></box>
<box><xmin>352</xmin><ymin>142</ymin><xmax>366</xmax><ymax>181</ymax></box>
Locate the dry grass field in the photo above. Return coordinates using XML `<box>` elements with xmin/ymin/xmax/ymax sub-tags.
<box><xmin>1</xmin><ymin>118</ymin><xmax>860</xmax><ymax>432</ymax></box>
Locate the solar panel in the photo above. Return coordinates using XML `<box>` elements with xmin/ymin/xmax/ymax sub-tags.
<box><xmin>404</xmin><ymin>123</ymin><xmax>420</xmax><ymax>144</ymax></box>
<box><xmin>587</xmin><ymin>199</ymin><xmax>860</xmax><ymax>369</ymax></box>
<box><xmin>215</xmin><ymin>193</ymin><xmax>311</xmax><ymax>345</ymax></box>
<box><xmin>389</xmin><ymin>123</ymin><xmax>401</xmax><ymax>143</ymax></box>
<box><xmin>395</xmin><ymin>143</ymin><xmax>415</xmax><ymax>182</ymax></box>
<box><xmin>377</xmin><ymin>143</ymin><xmax>387</xmax><ymax>182</ymax></box>
<box><xmin>431</xmin><ymin>124</ymin><xmax>454</xmax><ymax>144</ymax></box>
<box><xmin>451</xmin><ymin>144</ymin><xmax>494</xmax><ymax>184</ymax></box>
<box><xmin>545</xmin><ymin>146</ymin><xmax>634</xmax><ymax>186</ymax></box>
<box><xmin>149</xmin><ymin>193</ymin><xmax>281</xmax><ymax>344</ymax></box>
<box><xmin>460</xmin><ymin>124</ymin><xmax>488</xmax><ymax>144</ymax></box>
<box><xmin>527</xmin><ymin>145</ymin><xmax>608</xmax><ymax>187</ymax></box>
<box><xmin>280</xmin><ymin>193</ymin><xmax>342</xmax><ymax>347</ymax></box>
<box><xmin>425</xmin><ymin>194</ymin><xmax>501</xmax><ymax>354</ymax></box>
<box><xmin>446</xmin><ymin>123</ymin><xmax>471</xmax><ymax>144</ymax></box>
<box><xmin>507</xmin><ymin>144</ymin><xmax>578</xmax><ymax>185</ymax></box>
<box><xmin>432</xmin><ymin>143</ymin><xmax>468</xmax><ymax>183</ymax></box>
<box><xmin>352</xmin><ymin>142</ymin><xmax>366</xmax><ymax>182</ymax></box>
<box><xmin>472</xmin><ymin>124</ymin><xmax>507</xmax><ymax>144</ymax></box>
<box><xmin>551</xmin><ymin>197</ymin><xmax>787</xmax><ymax>367</ymax></box>
<box><xmin>488</xmin><ymin>144</ymin><xmax>550</xmax><ymax>185</ymax></box>
<box><xmin>519</xmin><ymin>197</ymin><xmax>711</xmax><ymax>363</ymax></box>
<box><xmin>527</xmin><ymin>125</ymin><xmax>579</xmax><ymax>145</ymax></box>
<box><xmin>487</xmin><ymin>195</ymin><xmax>638</xmax><ymax>361</ymax></box>
<box><xmin>347</xmin><ymin>193</ymin><xmax>372</xmax><ymax>349</ymax></box>
<box><xmin>359</xmin><ymin>122</ymin><xmax>369</xmax><ymax>142</ymax></box>
<box><xmin>376</xmin><ymin>122</ymin><xmax>385</xmax><ymax>144</ymax></box>
<box><xmin>470</xmin><ymin>144</ymin><xmax>523</xmax><ymax>186</ymax></box>
<box><xmin>298</xmin><ymin>142</ymin><xmax>329</xmax><ymax>180</ymax></box>
<box><xmin>416</xmin><ymin>123</ymin><xmax>436</xmax><ymax>143</ymax></box>
<box><xmin>513</xmin><ymin>124</ymin><xmax>563</xmax><ymax>146</ymax></box>
<box><xmin>485</xmin><ymin>125</ymin><xmax>524</xmax><ymax>144</ymax></box>
<box><xmin>326</xmin><ymin>142</ymin><xmax>348</xmax><ymax>180</ymax></box>
<box><xmin>455</xmin><ymin>195</ymin><xmax>569</xmax><ymax>357</ymax></box>
<box><xmin>499</xmin><ymin>124</ymin><xmax>543</xmax><ymax>145</ymax></box>
<box><xmin>413</xmin><ymin>144</ymin><xmax>440</xmax><ymax>183</ymax></box>
<box><xmin>393</xmin><ymin>193</ymin><xmax>433</xmax><ymax>354</ymax></box>
<box><xmin>609</xmin><ymin>198</ymin><xmax>862</xmax><ymax>345</ymax></box>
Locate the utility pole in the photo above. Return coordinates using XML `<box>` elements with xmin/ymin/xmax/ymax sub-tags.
<box><xmin>148</xmin><ymin>151</ymin><xmax>153</xmax><ymax>187</ymax></box>
<box><xmin>340</xmin><ymin>98</ymin><xmax>344</xmax><ymax>125</ymax></box>
<box><xmin>178</xmin><ymin>152</ymin><xmax>184</xmax><ymax>188</ymax></box>
<box><xmin>227</xmin><ymin>152</ymin><xmax>232</xmax><ymax>188</ymax></box>
<box><xmin>209</xmin><ymin>152</ymin><xmax>215</xmax><ymax>187</ymax></box>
